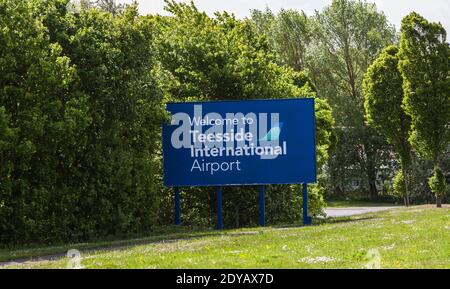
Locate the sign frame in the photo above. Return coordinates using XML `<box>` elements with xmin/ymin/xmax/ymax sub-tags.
<box><xmin>162</xmin><ymin>98</ymin><xmax>317</xmax><ymax>187</ymax></box>
<box><xmin>162</xmin><ymin>98</ymin><xmax>316</xmax><ymax>228</ymax></box>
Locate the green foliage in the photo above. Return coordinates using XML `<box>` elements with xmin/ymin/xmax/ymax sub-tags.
<box><xmin>311</xmin><ymin>0</ymin><xmax>397</xmax><ymax>199</ymax></box>
<box><xmin>398</xmin><ymin>12</ymin><xmax>450</xmax><ymax>162</ymax></box>
<box><xmin>309</xmin><ymin>0</ymin><xmax>396</xmax><ymax>115</ymax></box>
<box><xmin>314</xmin><ymin>97</ymin><xmax>334</xmax><ymax>169</ymax></box>
<box><xmin>1</xmin><ymin>0</ymin><xmax>77</xmax><ymax>244</ymax></box>
<box><xmin>392</xmin><ymin>170</ymin><xmax>406</xmax><ymax>198</ymax></box>
<box><xmin>363</xmin><ymin>44</ymin><xmax>413</xmax><ymax>205</ymax></box>
<box><xmin>363</xmin><ymin>45</ymin><xmax>412</xmax><ymax>167</ymax></box>
<box><xmin>428</xmin><ymin>167</ymin><xmax>446</xmax><ymax>198</ymax></box>
<box><xmin>155</xmin><ymin>2</ymin><xmax>311</xmax><ymax>102</ymax></box>
<box><xmin>0</xmin><ymin>0</ymin><xmax>166</xmax><ymax>245</ymax></box>
<box><xmin>251</xmin><ymin>8</ymin><xmax>311</xmax><ymax>71</ymax></box>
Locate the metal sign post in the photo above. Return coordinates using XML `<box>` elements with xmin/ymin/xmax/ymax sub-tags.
<box><xmin>174</xmin><ymin>187</ymin><xmax>181</xmax><ymax>225</ymax></box>
<box><xmin>216</xmin><ymin>186</ymin><xmax>223</xmax><ymax>230</ymax></box>
<box><xmin>302</xmin><ymin>183</ymin><xmax>312</xmax><ymax>225</ymax></box>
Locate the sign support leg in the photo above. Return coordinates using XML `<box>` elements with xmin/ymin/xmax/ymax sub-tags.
<box><xmin>259</xmin><ymin>185</ymin><xmax>265</xmax><ymax>226</ymax></box>
<box><xmin>216</xmin><ymin>186</ymin><xmax>223</xmax><ymax>230</ymax></box>
<box><xmin>174</xmin><ymin>187</ymin><xmax>181</xmax><ymax>225</ymax></box>
<box><xmin>302</xmin><ymin>183</ymin><xmax>312</xmax><ymax>225</ymax></box>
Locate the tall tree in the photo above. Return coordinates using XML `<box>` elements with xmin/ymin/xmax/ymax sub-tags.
<box><xmin>363</xmin><ymin>45</ymin><xmax>412</xmax><ymax>206</ymax></box>
<box><xmin>308</xmin><ymin>0</ymin><xmax>396</xmax><ymax>198</ymax></box>
<box><xmin>398</xmin><ymin>12</ymin><xmax>450</xmax><ymax>207</ymax></box>
<box><xmin>251</xmin><ymin>9</ymin><xmax>311</xmax><ymax>71</ymax></box>
<box><xmin>95</xmin><ymin>0</ymin><xmax>125</xmax><ymax>15</ymax></box>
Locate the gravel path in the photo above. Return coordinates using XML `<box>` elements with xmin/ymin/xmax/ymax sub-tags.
<box><xmin>324</xmin><ymin>206</ymin><xmax>399</xmax><ymax>217</ymax></box>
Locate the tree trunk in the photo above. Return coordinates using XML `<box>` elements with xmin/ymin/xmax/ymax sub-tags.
<box><xmin>436</xmin><ymin>196</ymin><xmax>442</xmax><ymax>208</ymax></box>
<box><xmin>401</xmin><ymin>164</ymin><xmax>410</xmax><ymax>207</ymax></box>
<box><xmin>367</xmin><ymin>162</ymin><xmax>378</xmax><ymax>199</ymax></box>
<box><xmin>433</xmin><ymin>157</ymin><xmax>441</xmax><ymax>208</ymax></box>
<box><xmin>368</xmin><ymin>181</ymin><xmax>378</xmax><ymax>199</ymax></box>
<box><xmin>363</xmin><ymin>141</ymin><xmax>378</xmax><ymax>199</ymax></box>
<box><xmin>334</xmin><ymin>185</ymin><xmax>343</xmax><ymax>197</ymax></box>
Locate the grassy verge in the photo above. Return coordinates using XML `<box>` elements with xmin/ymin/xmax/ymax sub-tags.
<box><xmin>0</xmin><ymin>227</ymin><xmax>223</xmax><ymax>263</ymax></box>
<box><xmin>1</xmin><ymin>205</ymin><xmax>449</xmax><ymax>269</ymax></box>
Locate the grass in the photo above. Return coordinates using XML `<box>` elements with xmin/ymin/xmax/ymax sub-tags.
<box><xmin>1</xmin><ymin>205</ymin><xmax>449</xmax><ymax>269</ymax></box>
<box><xmin>0</xmin><ymin>227</ymin><xmax>219</xmax><ymax>263</ymax></box>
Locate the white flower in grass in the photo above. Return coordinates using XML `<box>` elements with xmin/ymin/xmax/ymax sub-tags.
<box><xmin>298</xmin><ymin>256</ymin><xmax>336</xmax><ymax>264</ymax></box>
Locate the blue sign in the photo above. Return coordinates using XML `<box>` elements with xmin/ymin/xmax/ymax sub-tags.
<box><xmin>162</xmin><ymin>98</ymin><xmax>316</xmax><ymax>187</ymax></box>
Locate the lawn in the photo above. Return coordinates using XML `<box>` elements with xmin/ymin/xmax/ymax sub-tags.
<box><xmin>1</xmin><ymin>205</ymin><xmax>449</xmax><ymax>269</ymax></box>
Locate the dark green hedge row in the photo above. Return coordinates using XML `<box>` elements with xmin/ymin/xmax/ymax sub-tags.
<box><xmin>0</xmin><ymin>1</ymin><xmax>167</xmax><ymax>245</ymax></box>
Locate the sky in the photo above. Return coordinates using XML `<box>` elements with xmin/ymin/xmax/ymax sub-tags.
<box><xmin>117</xmin><ymin>0</ymin><xmax>450</xmax><ymax>35</ymax></box>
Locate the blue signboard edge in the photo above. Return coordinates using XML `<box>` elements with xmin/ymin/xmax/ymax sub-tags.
<box><xmin>162</xmin><ymin>97</ymin><xmax>318</xmax><ymax>187</ymax></box>
<box><xmin>164</xmin><ymin>97</ymin><xmax>315</xmax><ymax>105</ymax></box>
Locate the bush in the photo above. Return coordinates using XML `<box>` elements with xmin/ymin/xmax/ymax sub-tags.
<box><xmin>0</xmin><ymin>2</ymin><xmax>166</xmax><ymax>245</ymax></box>
<box><xmin>392</xmin><ymin>170</ymin><xmax>406</xmax><ymax>198</ymax></box>
<box><xmin>428</xmin><ymin>167</ymin><xmax>446</xmax><ymax>207</ymax></box>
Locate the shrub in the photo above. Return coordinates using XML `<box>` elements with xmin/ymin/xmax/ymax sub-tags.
<box><xmin>428</xmin><ymin>167</ymin><xmax>446</xmax><ymax>207</ymax></box>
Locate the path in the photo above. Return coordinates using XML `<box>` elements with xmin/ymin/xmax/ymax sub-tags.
<box><xmin>324</xmin><ymin>206</ymin><xmax>399</xmax><ymax>217</ymax></box>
